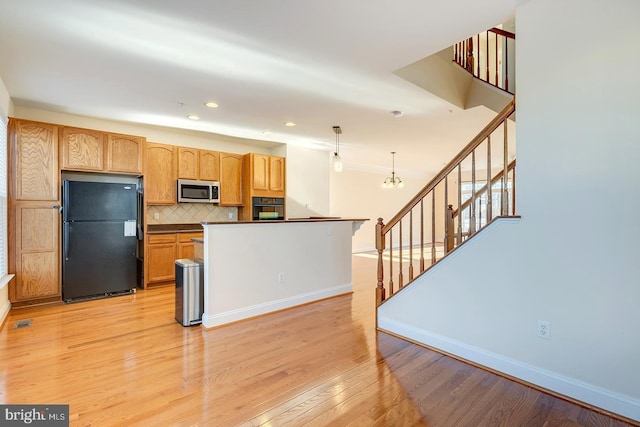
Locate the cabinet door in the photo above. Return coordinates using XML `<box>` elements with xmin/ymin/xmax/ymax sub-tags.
<box><xmin>251</xmin><ymin>153</ymin><xmax>269</xmax><ymax>191</ymax></box>
<box><xmin>106</xmin><ymin>133</ymin><xmax>144</xmax><ymax>174</ymax></box>
<box><xmin>178</xmin><ymin>232</ymin><xmax>203</xmax><ymax>260</ymax></box>
<box><xmin>10</xmin><ymin>119</ymin><xmax>59</xmax><ymax>201</ymax></box>
<box><xmin>145</xmin><ymin>142</ymin><xmax>177</xmax><ymax>205</ymax></box>
<box><xmin>199</xmin><ymin>150</ymin><xmax>220</xmax><ymax>181</ymax></box>
<box><xmin>178</xmin><ymin>147</ymin><xmax>199</xmax><ymax>179</ymax></box>
<box><xmin>60</xmin><ymin>126</ymin><xmax>104</xmax><ymax>171</ymax></box>
<box><xmin>12</xmin><ymin>202</ymin><xmax>61</xmax><ymax>302</ymax></box>
<box><xmin>147</xmin><ymin>234</ymin><xmax>177</xmax><ymax>283</ymax></box>
<box><xmin>269</xmin><ymin>156</ymin><xmax>286</xmax><ymax>194</ymax></box>
<box><xmin>219</xmin><ymin>152</ymin><xmax>243</xmax><ymax>206</ymax></box>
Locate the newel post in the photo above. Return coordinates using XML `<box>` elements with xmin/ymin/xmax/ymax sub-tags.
<box><xmin>375</xmin><ymin>218</ymin><xmax>386</xmax><ymax>306</ymax></box>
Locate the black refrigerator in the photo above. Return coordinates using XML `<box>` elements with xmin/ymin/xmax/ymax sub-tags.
<box><xmin>62</xmin><ymin>180</ymin><xmax>138</xmax><ymax>302</ymax></box>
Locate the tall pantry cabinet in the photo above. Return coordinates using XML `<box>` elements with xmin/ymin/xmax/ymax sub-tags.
<box><xmin>8</xmin><ymin>119</ymin><xmax>61</xmax><ymax>304</ymax></box>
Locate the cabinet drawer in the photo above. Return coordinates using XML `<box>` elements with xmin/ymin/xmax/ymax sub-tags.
<box><xmin>178</xmin><ymin>232</ymin><xmax>203</xmax><ymax>243</ymax></box>
<box><xmin>147</xmin><ymin>233</ymin><xmax>177</xmax><ymax>244</ymax></box>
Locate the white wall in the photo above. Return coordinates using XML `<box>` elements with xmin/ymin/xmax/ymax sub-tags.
<box><xmin>201</xmin><ymin>221</ymin><xmax>356</xmax><ymax>328</ymax></box>
<box><xmin>284</xmin><ymin>145</ymin><xmax>330</xmax><ymax>219</ymax></box>
<box><xmin>378</xmin><ymin>0</ymin><xmax>640</xmax><ymax>421</ymax></box>
<box><xmin>0</xmin><ymin>77</ymin><xmax>13</xmax><ymax>325</ymax></box>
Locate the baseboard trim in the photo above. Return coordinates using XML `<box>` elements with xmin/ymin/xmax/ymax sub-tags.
<box><xmin>0</xmin><ymin>298</ymin><xmax>11</xmax><ymax>331</ymax></box>
<box><xmin>378</xmin><ymin>317</ymin><xmax>640</xmax><ymax>424</ymax></box>
<box><xmin>202</xmin><ymin>284</ymin><xmax>352</xmax><ymax>329</ymax></box>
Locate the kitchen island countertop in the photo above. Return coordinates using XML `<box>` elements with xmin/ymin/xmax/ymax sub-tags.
<box><xmin>200</xmin><ymin>217</ymin><xmax>368</xmax><ymax>225</ymax></box>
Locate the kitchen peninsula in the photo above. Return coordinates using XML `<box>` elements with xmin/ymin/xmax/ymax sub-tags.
<box><xmin>200</xmin><ymin>218</ymin><xmax>366</xmax><ymax>328</ymax></box>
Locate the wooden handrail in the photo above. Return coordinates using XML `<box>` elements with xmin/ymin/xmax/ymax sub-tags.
<box><xmin>453</xmin><ymin>159</ymin><xmax>516</xmax><ymax>217</ymax></box>
<box><xmin>382</xmin><ymin>99</ymin><xmax>515</xmax><ymax>234</ymax></box>
<box><xmin>454</xmin><ymin>27</ymin><xmax>515</xmax><ymax>94</ymax></box>
<box><xmin>488</xmin><ymin>27</ymin><xmax>516</xmax><ymax>39</ymax></box>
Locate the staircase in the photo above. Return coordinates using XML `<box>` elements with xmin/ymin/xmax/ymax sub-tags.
<box><xmin>375</xmin><ymin>26</ymin><xmax>518</xmax><ymax>311</ymax></box>
<box><xmin>375</xmin><ymin>99</ymin><xmax>516</xmax><ymax>309</ymax></box>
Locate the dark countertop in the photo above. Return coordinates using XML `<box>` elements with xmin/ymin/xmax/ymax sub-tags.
<box><xmin>148</xmin><ymin>218</ymin><xmax>368</xmax><ymax>233</ymax></box>
<box><xmin>201</xmin><ymin>218</ymin><xmax>369</xmax><ymax>225</ymax></box>
<box><xmin>147</xmin><ymin>223</ymin><xmax>203</xmax><ymax>234</ymax></box>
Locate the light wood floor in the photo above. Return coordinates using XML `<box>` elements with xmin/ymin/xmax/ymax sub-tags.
<box><xmin>0</xmin><ymin>255</ymin><xmax>634</xmax><ymax>426</ymax></box>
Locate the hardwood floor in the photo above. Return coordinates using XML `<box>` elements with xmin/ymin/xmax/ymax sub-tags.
<box><xmin>0</xmin><ymin>255</ymin><xmax>634</xmax><ymax>426</ymax></box>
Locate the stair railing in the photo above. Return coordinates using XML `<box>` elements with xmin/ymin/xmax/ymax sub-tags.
<box><xmin>453</xmin><ymin>27</ymin><xmax>516</xmax><ymax>94</ymax></box>
<box><xmin>375</xmin><ymin>100</ymin><xmax>516</xmax><ymax>307</ymax></box>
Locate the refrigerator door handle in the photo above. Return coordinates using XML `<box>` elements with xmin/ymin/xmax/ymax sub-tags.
<box><xmin>63</xmin><ymin>222</ymin><xmax>70</xmax><ymax>261</ymax></box>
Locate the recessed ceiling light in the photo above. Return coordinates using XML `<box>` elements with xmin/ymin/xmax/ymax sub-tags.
<box><xmin>262</xmin><ymin>130</ymin><xmax>272</xmax><ymax>135</ymax></box>
<box><xmin>284</xmin><ymin>122</ymin><xmax>296</xmax><ymax>127</ymax></box>
<box><xmin>187</xmin><ymin>115</ymin><xmax>200</xmax><ymax>120</ymax></box>
<box><xmin>391</xmin><ymin>110</ymin><xmax>404</xmax><ymax>117</ymax></box>
<box><xmin>205</xmin><ymin>102</ymin><xmax>219</xmax><ymax>108</ymax></box>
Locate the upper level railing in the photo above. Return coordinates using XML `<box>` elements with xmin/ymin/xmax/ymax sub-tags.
<box><xmin>375</xmin><ymin>99</ymin><xmax>516</xmax><ymax>307</ymax></box>
<box><xmin>453</xmin><ymin>27</ymin><xmax>516</xmax><ymax>94</ymax></box>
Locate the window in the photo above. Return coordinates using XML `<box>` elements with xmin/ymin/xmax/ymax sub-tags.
<box><xmin>459</xmin><ymin>179</ymin><xmax>512</xmax><ymax>234</ymax></box>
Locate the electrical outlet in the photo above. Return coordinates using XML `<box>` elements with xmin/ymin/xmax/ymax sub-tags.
<box><xmin>278</xmin><ymin>272</ymin><xmax>285</xmax><ymax>284</ymax></box>
<box><xmin>228</xmin><ymin>212</ymin><xmax>233</xmax><ymax>220</ymax></box>
<box><xmin>153</xmin><ymin>212</ymin><xmax>160</xmax><ymax>220</ymax></box>
<box><xmin>537</xmin><ymin>320</ymin><xmax>551</xmax><ymax>340</ymax></box>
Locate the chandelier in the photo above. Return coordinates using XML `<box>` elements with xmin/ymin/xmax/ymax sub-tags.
<box><xmin>332</xmin><ymin>125</ymin><xmax>343</xmax><ymax>172</ymax></box>
<box><xmin>382</xmin><ymin>151</ymin><xmax>403</xmax><ymax>188</ymax></box>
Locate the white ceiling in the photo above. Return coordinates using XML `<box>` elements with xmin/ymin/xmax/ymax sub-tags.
<box><xmin>0</xmin><ymin>0</ymin><xmax>515</xmax><ymax>177</ymax></box>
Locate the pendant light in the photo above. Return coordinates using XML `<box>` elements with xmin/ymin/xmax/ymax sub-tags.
<box><xmin>332</xmin><ymin>125</ymin><xmax>343</xmax><ymax>172</ymax></box>
<box><xmin>382</xmin><ymin>151</ymin><xmax>404</xmax><ymax>188</ymax></box>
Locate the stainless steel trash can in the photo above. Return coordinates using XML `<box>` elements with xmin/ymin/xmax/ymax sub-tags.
<box><xmin>175</xmin><ymin>258</ymin><xmax>204</xmax><ymax>326</ymax></box>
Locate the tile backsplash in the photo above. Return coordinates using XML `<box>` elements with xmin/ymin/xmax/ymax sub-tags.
<box><xmin>147</xmin><ymin>203</ymin><xmax>237</xmax><ymax>224</ymax></box>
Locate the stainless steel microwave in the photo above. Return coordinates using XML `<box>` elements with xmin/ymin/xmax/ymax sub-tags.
<box><xmin>177</xmin><ymin>179</ymin><xmax>220</xmax><ymax>203</ymax></box>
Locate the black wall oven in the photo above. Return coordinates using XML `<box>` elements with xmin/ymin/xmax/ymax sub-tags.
<box><xmin>252</xmin><ymin>197</ymin><xmax>285</xmax><ymax>220</ymax></box>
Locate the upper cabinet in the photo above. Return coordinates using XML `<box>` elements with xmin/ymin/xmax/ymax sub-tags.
<box><xmin>268</xmin><ymin>156</ymin><xmax>286</xmax><ymax>194</ymax></box>
<box><xmin>178</xmin><ymin>147</ymin><xmax>198</xmax><ymax>180</ymax></box>
<box><xmin>60</xmin><ymin>126</ymin><xmax>103</xmax><ymax>172</ymax></box>
<box><xmin>244</xmin><ymin>153</ymin><xmax>286</xmax><ymax>198</ymax></box>
<box><xmin>146</xmin><ymin>142</ymin><xmax>177</xmax><ymax>205</ymax></box>
<box><xmin>219</xmin><ymin>152</ymin><xmax>243</xmax><ymax>206</ymax></box>
<box><xmin>178</xmin><ymin>147</ymin><xmax>220</xmax><ymax>181</ymax></box>
<box><xmin>105</xmin><ymin>133</ymin><xmax>144</xmax><ymax>174</ymax></box>
<box><xmin>199</xmin><ymin>150</ymin><xmax>220</xmax><ymax>181</ymax></box>
<box><xmin>10</xmin><ymin>119</ymin><xmax>59</xmax><ymax>201</ymax></box>
<box><xmin>60</xmin><ymin>126</ymin><xmax>144</xmax><ymax>175</ymax></box>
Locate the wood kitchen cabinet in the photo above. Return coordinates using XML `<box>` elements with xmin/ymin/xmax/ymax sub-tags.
<box><xmin>8</xmin><ymin>119</ymin><xmax>62</xmax><ymax>305</ymax></box>
<box><xmin>268</xmin><ymin>156</ymin><xmax>286</xmax><ymax>194</ymax></box>
<box><xmin>105</xmin><ymin>133</ymin><xmax>144</xmax><ymax>174</ymax></box>
<box><xmin>199</xmin><ymin>150</ymin><xmax>220</xmax><ymax>181</ymax></box>
<box><xmin>145</xmin><ymin>232</ymin><xmax>203</xmax><ymax>287</ymax></box>
<box><xmin>60</xmin><ymin>126</ymin><xmax>144</xmax><ymax>174</ymax></box>
<box><xmin>178</xmin><ymin>147</ymin><xmax>220</xmax><ymax>181</ymax></box>
<box><xmin>219</xmin><ymin>152</ymin><xmax>243</xmax><ymax>206</ymax></box>
<box><xmin>240</xmin><ymin>153</ymin><xmax>286</xmax><ymax>220</ymax></box>
<box><xmin>178</xmin><ymin>147</ymin><xmax>199</xmax><ymax>179</ymax></box>
<box><xmin>145</xmin><ymin>142</ymin><xmax>177</xmax><ymax>205</ymax></box>
<box><xmin>146</xmin><ymin>234</ymin><xmax>178</xmax><ymax>285</ymax></box>
<box><xmin>244</xmin><ymin>153</ymin><xmax>286</xmax><ymax>198</ymax></box>
<box><xmin>178</xmin><ymin>232</ymin><xmax>203</xmax><ymax>259</ymax></box>
<box><xmin>11</xmin><ymin>202</ymin><xmax>61</xmax><ymax>303</ymax></box>
<box><xmin>9</xmin><ymin>119</ymin><xmax>59</xmax><ymax>201</ymax></box>
<box><xmin>60</xmin><ymin>126</ymin><xmax>104</xmax><ymax>172</ymax></box>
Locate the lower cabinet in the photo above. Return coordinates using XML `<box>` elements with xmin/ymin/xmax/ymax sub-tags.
<box><xmin>11</xmin><ymin>202</ymin><xmax>61</xmax><ymax>304</ymax></box>
<box><xmin>145</xmin><ymin>232</ymin><xmax>203</xmax><ymax>287</ymax></box>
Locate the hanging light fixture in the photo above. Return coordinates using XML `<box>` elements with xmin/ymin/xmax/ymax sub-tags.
<box><xmin>382</xmin><ymin>151</ymin><xmax>404</xmax><ymax>188</ymax></box>
<box><xmin>332</xmin><ymin>125</ymin><xmax>343</xmax><ymax>172</ymax></box>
